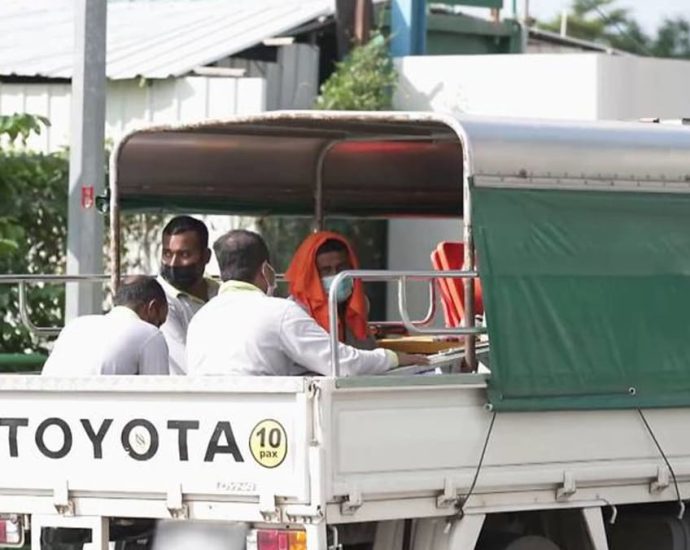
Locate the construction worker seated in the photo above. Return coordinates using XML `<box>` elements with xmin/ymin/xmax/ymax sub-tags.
<box><xmin>285</xmin><ymin>230</ymin><xmax>375</xmax><ymax>350</ymax></box>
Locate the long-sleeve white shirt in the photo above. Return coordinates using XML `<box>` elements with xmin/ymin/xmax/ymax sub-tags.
<box><xmin>186</xmin><ymin>281</ymin><xmax>396</xmax><ymax>376</ymax></box>
<box><xmin>42</xmin><ymin>306</ymin><xmax>169</xmax><ymax>376</ymax></box>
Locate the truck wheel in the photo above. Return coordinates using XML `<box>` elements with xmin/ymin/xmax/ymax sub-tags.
<box><xmin>609</xmin><ymin>515</ymin><xmax>690</xmax><ymax>549</ymax></box>
<box><xmin>503</xmin><ymin>536</ymin><xmax>561</xmax><ymax>550</ymax></box>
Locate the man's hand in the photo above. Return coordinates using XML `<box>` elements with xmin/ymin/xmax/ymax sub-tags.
<box><xmin>396</xmin><ymin>352</ymin><xmax>430</xmax><ymax>367</ymax></box>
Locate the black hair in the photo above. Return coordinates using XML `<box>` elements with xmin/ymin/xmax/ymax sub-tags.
<box><xmin>114</xmin><ymin>276</ymin><xmax>166</xmax><ymax>308</ymax></box>
<box><xmin>317</xmin><ymin>238</ymin><xmax>348</xmax><ymax>256</ymax></box>
<box><xmin>162</xmin><ymin>215</ymin><xmax>209</xmax><ymax>249</ymax></box>
<box><xmin>213</xmin><ymin>230</ymin><xmax>270</xmax><ymax>283</ymax></box>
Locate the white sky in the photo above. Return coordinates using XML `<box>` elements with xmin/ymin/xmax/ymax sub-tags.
<box><xmin>528</xmin><ymin>0</ymin><xmax>690</xmax><ymax>32</ymax></box>
<box><xmin>463</xmin><ymin>0</ymin><xmax>690</xmax><ymax>32</ymax></box>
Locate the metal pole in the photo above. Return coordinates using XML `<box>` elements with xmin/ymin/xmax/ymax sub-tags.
<box><xmin>328</xmin><ymin>273</ymin><xmax>344</xmax><ymax>376</ymax></box>
<box><xmin>313</xmin><ymin>141</ymin><xmax>339</xmax><ymax>232</ymax></box>
<box><xmin>109</xmin><ymin>151</ymin><xmax>122</xmax><ymax>292</ymax></box>
<box><xmin>353</xmin><ymin>0</ymin><xmax>371</xmax><ymax>46</ymax></box>
<box><xmin>65</xmin><ymin>0</ymin><xmax>107</xmax><ymax>320</ymax></box>
<box><xmin>463</xmin><ymin>179</ymin><xmax>477</xmax><ymax>371</ymax></box>
<box><xmin>560</xmin><ymin>9</ymin><xmax>568</xmax><ymax>37</ymax></box>
<box><xmin>327</xmin><ymin>270</ymin><xmax>485</xmax><ymax>376</ymax></box>
<box><xmin>390</xmin><ymin>0</ymin><xmax>426</xmax><ymax>57</ymax></box>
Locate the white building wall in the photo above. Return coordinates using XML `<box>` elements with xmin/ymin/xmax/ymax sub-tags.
<box><xmin>595</xmin><ymin>56</ymin><xmax>690</xmax><ymax>120</ymax></box>
<box><xmin>0</xmin><ymin>82</ymin><xmax>71</xmax><ymax>152</ymax></box>
<box><xmin>0</xmin><ymin>76</ymin><xmax>268</xmax><ymax>278</ymax></box>
<box><xmin>0</xmin><ymin>76</ymin><xmax>266</xmax><ymax>276</ymax></box>
<box><xmin>0</xmin><ymin>76</ymin><xmax>265</xmax><ymax>153</ymax></box>
<box><xmin>0</xmin><ymin>42</ymin><xmax>321</xmax><ymax>153</ymax></box>
<box><xmin>225</xmin><ymin>44</ymin><xmax>320</xmax><ymax>110</ymax></box>
<box><xmin>0</xmin><ymin>44</ymin><xmax>320</xmax><ymax>280</ymax></box>
<box><xmin>395</xmin><ymin>54</ymin><xmax>601</xmax><ymax>120</ymax></box>
<box><xmin>389</xmin><ymin>53</ymin><xmax>690</xmax><ymax>321</ymax></box>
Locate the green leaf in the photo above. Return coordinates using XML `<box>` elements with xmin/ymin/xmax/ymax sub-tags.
<box><xmin>315</xmin><ymin>30</ymin><xmax>397</xmax><ymax>111</ymax></box>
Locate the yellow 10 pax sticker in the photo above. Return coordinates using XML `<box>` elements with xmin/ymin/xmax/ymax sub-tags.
<box><xmin>249</xmin><ymin>419</ymin><xmax>288</xmax><ymax>468</ymax></box>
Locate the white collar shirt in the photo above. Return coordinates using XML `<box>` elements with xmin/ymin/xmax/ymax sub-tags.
<box><xmin>186</xmin><ymin>281</ymin><xmax>396</xmax><ymax>377</ymax></box>
<box><xmin>157</xmin><ymin>275</ymin><xmax>219</xmax><ymax>375</ymax></box>
<box><xmin>42</xmin><ymin>306</ymin><xmax>169</xmax><ymax>376</ymax></box>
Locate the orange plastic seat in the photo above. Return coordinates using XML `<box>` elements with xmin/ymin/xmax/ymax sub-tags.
<box><xmin>431</xmin><ymin>241</ymin><xmax>483</xmax><ymax>327</ymax></box>
<box><xmin>431</xmin><ymin>249</ymin><xmax>461</xmax><ymax>328</ymax></box>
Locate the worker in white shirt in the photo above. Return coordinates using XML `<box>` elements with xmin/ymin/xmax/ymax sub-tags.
<box><xmin>42</xmin><ymin>276</ymin><xmax>169</xmax><ymax>376</ymax></box>
<box><xmin>157</xmin><ymin>216</ymin><xmax>219</xmax><ymax>375</ymax></box>
<box><xmin>187</xmin><ymin>230</ymin><xmax>428</xmax><ymax>376</ymax></box>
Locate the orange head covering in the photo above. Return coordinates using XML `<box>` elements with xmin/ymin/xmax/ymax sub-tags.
<box><xmin>285</xmin><ymin>231</ymin><xmax>369</xmax><ymax>341</ymax></box>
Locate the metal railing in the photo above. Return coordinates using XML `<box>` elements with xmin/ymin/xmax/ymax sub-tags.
<box><xmin>3</xmin><ymin>271</ymin><xmax>487</xmax><ymax>377</ymax></box>
<box><xmin>1</xmin><ymin>273</ymin><xmax>290</xmax><ymax>338</ymax></box>
<box><xmin>369</xmin><ymin>279</ymin><xmax>437</xmax><ymax>332</ymax></box>
<box><xmin>327</xmin><ymin>270</ymin><xmax>486</xmax><ymax>377</ymax></box>
<box><xmin>0</xmin><ymin>274</ymin><xmax>109</xmax><ymax>338</ymax></box>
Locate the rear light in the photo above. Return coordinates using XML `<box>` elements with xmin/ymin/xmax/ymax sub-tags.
<box><xmin>0</xmin><ymin>515</ymin><xmax>24</xmax><ymax>547</ymax></box>
<box><xmin>246</xmin><ymin>528</ymin><xmax>307</xmax><ymax>550</ymax></box>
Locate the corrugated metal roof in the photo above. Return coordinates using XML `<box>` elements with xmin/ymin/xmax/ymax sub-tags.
<box><xmin>528</xmin><ymin>27</ymin><xmax>630</xmax><ymax>56</ymax></box>
<box><xmin>0</xmin><ymin>0</ymin><xmax>333</xmax><ymax>80</ymax></box>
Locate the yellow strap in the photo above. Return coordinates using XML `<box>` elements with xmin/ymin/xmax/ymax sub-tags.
<box><xmin>218</xmin><ymin>280</ymin><xmax>263</xmax><ymax>295</ymax></box>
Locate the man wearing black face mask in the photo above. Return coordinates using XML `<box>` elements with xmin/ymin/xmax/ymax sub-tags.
<box><xmin>157</xmin><ymin>216</ymin><xmax>219</xmax><ymax>374</ymax></box>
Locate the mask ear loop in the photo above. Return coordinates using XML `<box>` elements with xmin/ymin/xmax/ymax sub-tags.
<box><xmin>263</xmin><ymin>261</ymin><xmax>277</xmax><ymax>296</ymax></box>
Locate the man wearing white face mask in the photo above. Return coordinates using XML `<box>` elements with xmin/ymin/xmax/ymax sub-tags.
<box><xmin>186</xmin><ymin>229</ymin><xmax>427</xmax><ymax>376</ymax></box>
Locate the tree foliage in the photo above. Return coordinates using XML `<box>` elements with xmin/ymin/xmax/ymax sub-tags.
<box><xmin>539</xmin><ymin>0</ymin><xmax>690</xmax><ymax>59</ymax></box>
<box><xmin>653</xmin><ymin>18</ymin><xmax>690</xmax><ymax>59</ymax></box>
<box><xmin>0</xmin><ymin>114</ymin><xmax>163</xmax><ymax>354</ymax></box>
<box><xmin>0</xmin><ymin>114</ymin><xmax>68</xmax><ymax>353</ymax></box>
<box><xmin>315</xmin><ymin>32</ymin><xmax>397</xmax><ymax>111</ymax></box>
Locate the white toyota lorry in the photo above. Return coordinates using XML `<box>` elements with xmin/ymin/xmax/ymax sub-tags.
<box><xmin>3</xmin><ymin>111</ymin><xmax>690</xmax><ymax>550</ymax></box>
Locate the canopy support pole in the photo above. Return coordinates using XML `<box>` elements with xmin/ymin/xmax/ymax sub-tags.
<box><xmin>109</xmin><ymin>139</ymin><xmax>123</xmax><ymax>293</ymax></box>
<box><xmin>463</xmin><ymin>181</ymin><xmax>477</xmax><ymax>371</ymax></box>
<box><xmin>314</xmin><ymin>141</ymin><xmax>340</xmax><ymax>232</ymax></box>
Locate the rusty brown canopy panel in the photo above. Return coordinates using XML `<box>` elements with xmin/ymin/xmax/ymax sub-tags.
<box><xmin>112</xmin><ymin>112</ymin><xmax>464</xmax><ymax>218</ymax></box>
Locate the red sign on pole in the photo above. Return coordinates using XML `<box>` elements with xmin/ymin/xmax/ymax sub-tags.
<box><xmin>81</xmin><ymin>186</ymin><xmax>95</xmax><ymax>209</ymax></box>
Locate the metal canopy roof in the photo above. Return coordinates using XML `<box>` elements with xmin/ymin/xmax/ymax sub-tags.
<box><xmin>111</xmin><ymin>110</ymin><xmax>690</xmax><ymax>219</ymax></box>
<box><xmin>0</xmin><ymin>0</ymin><xmax>332</xmax><ymax>80</ymax></box>
<box><xmin>112</xmin><ymin>111</ymin><xmax>465</xmax><ymax>218</ymax></box>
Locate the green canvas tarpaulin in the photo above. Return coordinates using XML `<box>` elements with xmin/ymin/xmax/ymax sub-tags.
<box><xmin>474</xmin><ymin>187</ymin><xmax>690</xmax><ymax>411</ymax></box>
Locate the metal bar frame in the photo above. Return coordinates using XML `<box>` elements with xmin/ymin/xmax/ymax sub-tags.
<box><xmin>108</xmin><ymin>112</ymin><xmax>479</xmax><ymax>368</ymax></box>
<box><xmin>109</xmin><ymin>136</ymin><xmax>122</xmax><ymax>292</ymax></box>
<box><xmin>463</xmin><ymin>176</ymin><xmax>477</xmax><ymax>371</ymax></box>
<box><xmin>582</xmin><ymin>507</ymin><xmax>610</xmax><ymax>550</ymax></box>
<box><xmin>109</xmin><ymin>132</ymin><xmax>454</xmax><ymax>289</ymax></box>
<box><xmin>370</xmin><ymin>279</ymin><xmax>437</xmax><ymax>329</ymax></box>
<box><xmin>310</xmin><ymin>116</ymin><xmax>479</xmax><ymax>372</ymax></box>
<box><xmin>19</xmin><ymin>283</ymin><xmax>60</xmax><ymax>338</ymax></box>
<box><xmin>10</xmin><ymin>276</ymin><xmax>107</xmax><ymax>338</ymax></box>
<box><xmin>1</xmin><ymin>273</ymin><xmax>293</xmax><ymax>338</ymax></box>
<box><xmin>313</xmin><ymin>140</ymin><xmax>340</xmax><ymax>231</ymax></box>
<box><xmin>0</xmin><ymin>275</ymin><xmax>109</xmax><ymax>284</ymax></box>
<box><xmin>312</xmin><ymin>133</ymin><xmax>454</xmax><ymax>232</ymax></box>
<box><xmin>327</xmin><ymin>269</ymin><xmax>485</xmax><ymax>377</ymax></box>
<box><xmin>448</xmin><ymin>513</ymin><xmax>486</xmax><ymax>550</ymax></box>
